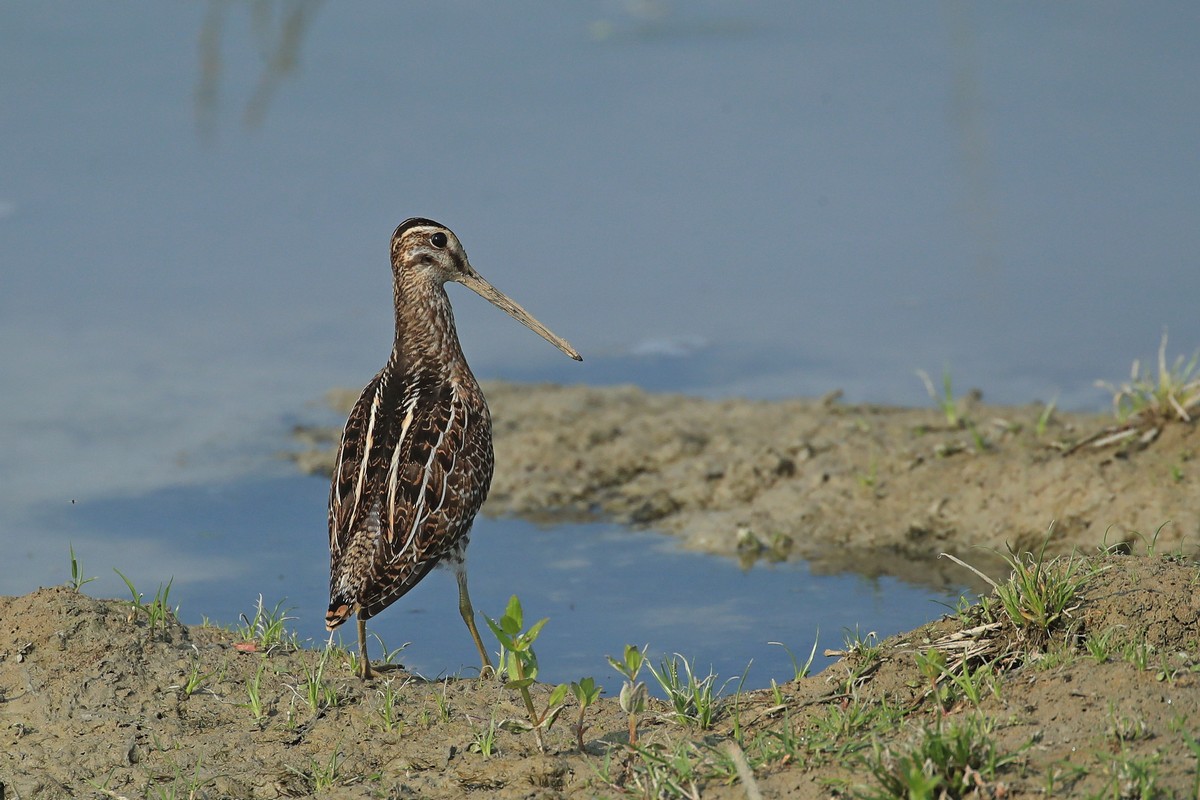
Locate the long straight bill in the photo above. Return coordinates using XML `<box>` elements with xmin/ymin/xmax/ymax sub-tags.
<box><xmin>458</xmin><ymin>272</ymin><xmax>583</xmax><ymax>361</ymax></box>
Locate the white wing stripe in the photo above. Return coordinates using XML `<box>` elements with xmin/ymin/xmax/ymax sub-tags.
<box><xmin>385</xmin><ymin>393</ymin><xmax>419</xmax><ymax>535</ymax></box>
<box><xmin>350</xmin><ymin>384</ymin><xmax>384</xmax><ymax>530</ymax></box>
<box><xmin>392</xmin><ymin>387</ymin><xmax>457</xmax><ymax>564</ymax></box>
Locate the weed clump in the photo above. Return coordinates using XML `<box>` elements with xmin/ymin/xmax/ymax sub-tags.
<box><xmin>1098</xmin><ymin>331</ymin><xmax>1200</xmax><ymax>425</ymax></box>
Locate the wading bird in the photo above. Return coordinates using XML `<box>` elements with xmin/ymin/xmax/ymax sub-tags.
<box><xmin>325</xmin><ymin>218</ymin><xmax>581</xmax><ymax>679</ymax></box>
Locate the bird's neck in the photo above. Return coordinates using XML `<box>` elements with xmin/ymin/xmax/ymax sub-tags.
<box><xmin>388</xmin><ymin>278</ymin><xmax>473</xmax><ymax>384</ymax></box>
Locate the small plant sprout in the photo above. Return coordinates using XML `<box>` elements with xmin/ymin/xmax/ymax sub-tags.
<box><xmin>149</xmin><ymin>755</ymin><xmax>213</xmax><ymax>800</ymax></box>
<box><xmin>1035</xmin><ymin>396</ymin><xmax>1058</xmax><ymax>438</ymax></box>
<box><xmin>484</xmin><ymin>595</ymin><xmax>568</xmax><ymax>752</ymax></box>
<box><xmin>178</xmin><ymin>658</ymin><xmax>214</xmax><ymax>697</ymax></box>
<box><xmin>646</xmin><ymin>653</ymin><xmax>723</xmax><ymax>730</ymax></box>
<box><xmin>374</xmin><ymin>678</ymin><xmax>406</xmax><ymax>733</ymax></box>
<box><xmin>293</xmin><ymin>645</ymin><xmax>340</xmax><ymax>714</ymax></box>
<box><xmin>965</xmin><ymin>419</ymin><xmax>989</xmax><ymax>452</ymax></box>
<box><xmin>1085</xmin><ymin>626</ymin><xmax>1120</xmax><ymax>663</ymax></box>
<box><xmin>67</xmin><ymin>544</ymin><xmax>95</xmax><ymax>591</ymax></box>
<box><xmin>949</xmin><ymin>659</ymin><xmax>998</xmax><ymax>707</ymax></box>
<box><xmin>113</xmin><ymin>569</ymin><xmax>176</xmax><ymax>636</ymax></box>
<box><xmin>1117</xmin><ymin>520</ymin><xmax>1173</xmax><ymax>558</ymax></box>
<box><xmin>1122</xmin><ymin>638</ymin><xmax>1154</xmax><ymax>671</ymax></box>
<box><xmin>856</xmin><ymin>460</ymin><xmax>878</xmax><ymax>489</ymax></box>
<box><xmin>434</xmin><ymin>681</ymin><xmax>452</xmax><ymax>722</ymax></box>
<box><xmin>1106</xmin><ymin>703</ymin><xmax>1150</xmax><ymax>744</ymax></box>
<box><xmin>239</xmin><ymin>658</ymin><xmax>269</xmax><ymax>723</ymax></box>
<box><xmin>113</xmin><ymin>568</ymin><xmax>145</xmax><ymax>623</ymax></box>
<box><xmin>862</xmin><ymin>715</ymin><xmax>1022</xmax><ymax>799</ymax></box>
<box><xmin>145</xmin><ymin>579</ymin><xmax>176</xmax><ymax>634</ymax></box>
<box><xmin>334</xmin><ymin>641</ymin><xmax>361</xmax><ymax>676</ymax></box>
<box><xmin>728</xmin><ymin>661</ymin><xmax>753</xmax><ymax>746</ymax></box>
<box><xmin>236</xmin><ymin>595</ymin><xmax>298</xmax><ymax>651</ymax></box>
<box><xmin>917</xmin><ymin>366</ymin><xmax>962</xmax><ymax>427</ymax></box>
<box><xmin>607</xmin><ymin>643</ymin><xmax>649</xmax><ymax>745</ymax></box>
<box><xmin>770</xmin><ymin>633</ymin><xmax>820</xmax><ymax>681</ymax></box>
<box><xmin>569</xmin><ymin>676</ymin><xmax>603</xmax><ymax>750</ymax></box>
<box><xmin>839</xmin><ymin>626</ymin><xmax>882</xmax><ymax>667</ymax></box>
<box><xmin>914</xmin><ymin>648</ymin><xmax>951</xmax><ymax>712</ymax></box>
<box><xmin>369</xmin><ymin>631</ymin><xmax>408</xmax><ymax>666</ymax></box>
<box><xmin>616</xmin><ymin>740</ymin><xmax>711</xmax><ymax>799</ymax></box>
<box><xmin>1097</xmin><ymin>331</ymin><xmax>1200</xmax><ymax>425</ymax></box>
<box><xmin>286</xmin><ymin>749</ymin><xmax>344</xmax><ymax>792</ymax></box>
<box><xmin>942</xmin><ymin>524</ymin><xmax>1105</xmax><ymax>651</ymax></box>
<box><xmin>468</xmin><ymin>712</ymin><xmax>499</xmax><ymax>758</ymax></box>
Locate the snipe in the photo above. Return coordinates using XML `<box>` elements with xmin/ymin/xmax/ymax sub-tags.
<box><xmin>325</xmin><ymin>218</ymin><xmax>581</xmax><ymax>679</ymax></box>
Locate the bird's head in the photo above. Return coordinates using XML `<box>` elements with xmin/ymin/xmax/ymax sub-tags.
<box><xmin>389</xmin><ymin>218</ymin><xmax>582</xmax><ymax>361</ymax></box>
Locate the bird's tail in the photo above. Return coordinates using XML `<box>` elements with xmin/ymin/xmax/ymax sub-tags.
<box><xmin>326</xmin><ymin>518</ymin><xmax>378</xmax><ymax>631</ymax></box>
<box><xmin>325</xmin><ymin>596</ymin><xmax>355</xmax><ymax>631</ymax></box>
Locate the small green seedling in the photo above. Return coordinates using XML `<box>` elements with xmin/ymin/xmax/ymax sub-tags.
<box><xmin>770</xmin><ymin>633</ymin><xmax>820</xmax><ymax>681</ymax></box>
<box><xmin>369</xmin><ymin>631</ymin><xmax>408</xmax><ymax>666</ymax></box>
<box><xmin>287</xmin><ymin>749</ymin><xmax>343</xmax><ymax>792</ymax></box>
<box><xmin>943</xmin><ymin>524</ymin><xmax>1105</xmax><ymax>651</ymax></box>
<box><xmin>917</xmin><ymin>366</ymin><xmax>962</xmax><ymax>427</ymax></box>
<box><xmin>145</xmin><ymin>579</ymin><xmax>176</xmax><ymax>633</ymax></box>
<box><xmin>434</xmin><ymin>682</ymin><xmax>452</xmax><ymax>723</ymax></box>
<box><xmin>607</xmin><ymin>644</ymin><xmax>649</xmax><ymax>745</ymax></box>
<box><xmin>1035</xmin><ymin>397</ymin><xmax>1057</xmax><ymax>438</ymax></box>
<box><xmin>862</xmin><ymin>714</ymin><xmax>1022</xmax><ymax>799</ymax></box>
<box><xmin>113</xmin><ymin>569</ymin><xmax>176</xmax><ymax>636</ymax></box>
<box><xmin>1097</xmin><ymin>331</ymin><xmax>1200</xmax><ymax>424</ymax></box>
<box><xmin>295</xmin><ymin>645</ymin><xmax>340</xmax><ymax>714</ymax></box>
<box><xmin>569</xmin><ymin>676</ymin><xmax>603</xmax><ymax>750</ymax></box>
<box><xmin>179</xmin><ymin>659</ymin><xmax>214</xmax><ymax>697</ymax></box>
<box><xmin>646</xmin><ymin>653</ymin><xmax>722</xmax><ymax>729</ymax></box>
<box><xmin>238</xmin><ymin>658</ymin><xmax>269</xmax><ymax>722</ymax></box>
<box><xmin>114</xmin><ymin>568</ymin><xmax>147</xmax><ymax>622</ymax></box>
<box><xmin>469</xmin><ymin>713</ymin><xmax>499</xmax><ymax>758</ymax></box>
<box><xmin>236</xmin><ymin>595</ymin><xmax>299</xmax><ymax>651</ymax></box>
<box><xmin>374</xmin><ymin>679</ymin><xmax>406</xmax><ymax>733</ymax></box>
<box><xmin>484</xmin><ymin>595</ymin><xmax>568</xmax><ymax>752</ymax></box>
<box><xmin>67</xmin><ymin>544</ymin><xmax>96</xmax><ymax>591</ymax></box>
<box><xmin>914</xmin><ymin>647</ymin><xmax>951</xmax><ymax>712</ymax></box>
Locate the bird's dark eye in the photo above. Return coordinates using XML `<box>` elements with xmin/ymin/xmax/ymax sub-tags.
<box><xmin>430</xmin><ymin>232</ymin><xmax>448</xmax><ymax>248</ymax></box>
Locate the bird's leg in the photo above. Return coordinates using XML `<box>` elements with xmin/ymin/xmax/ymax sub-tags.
<box><xmin>357</xmin><ymin>613</ymin><xmax>374</xmax><ymax>680</ymax></box>
<box><xmin>454</xmin><ymin>559</ymin><xmax>494</xmax><ymax>678</ymax></box>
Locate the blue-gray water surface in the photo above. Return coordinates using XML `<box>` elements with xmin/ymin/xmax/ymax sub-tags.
<box><xmin>25</xmin><ymin>475</ymin><xmax>966</xmax><ymax>688</ymax></box>
<box><xmin>2</xmin><ymin>4</ymin><xmax>1197</xmax><ymax>689</ymax></box>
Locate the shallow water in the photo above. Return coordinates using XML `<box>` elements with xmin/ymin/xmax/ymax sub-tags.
<box><xmin>22</xmin><ymin>473</ymin><xmax>967</xmax><ymax>689</ymax></box>
<box><xmin>1</xmin><ymin>4</ymin><xmax>1195</xmax><ymax>687</ymax></box>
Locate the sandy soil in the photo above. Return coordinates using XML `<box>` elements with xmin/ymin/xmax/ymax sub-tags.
<box><xmin>4</xmin><ymin>383</ymin><xmax>1199</xmax><ymax>798</ymax></box>
<box><xmin>2</xmin><ymin>554</ymin><xmax>1198</xmax><ymax>798</ymax></box>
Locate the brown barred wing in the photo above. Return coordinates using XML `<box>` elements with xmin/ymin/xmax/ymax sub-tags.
<box><xmin>328</xmin><ymin>371</ymin><xmax>383</xmax><ymax>562</ymax></box>
<box><xmin>325</xmin><ymin>370</ymin><xmax>394</xmax><ymax>629</ymax></box>
<box><xmin>356</xmin><ymin>381</ymin><xmax>494</xmax><ymax>620</ymax></box>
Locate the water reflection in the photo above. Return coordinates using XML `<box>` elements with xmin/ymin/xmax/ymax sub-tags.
<box><xmin>23</xmin><ymin>474</ymin><xmax>968</xmax><ymax>689</ymax></box>
<box><xmin>196</xmin><ymin>0</ymin><xmax>324</xmax><ymax>139</ymax></box>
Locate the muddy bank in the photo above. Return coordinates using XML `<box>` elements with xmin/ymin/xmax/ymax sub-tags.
<box><xmin>7</xmin><ymin>377</ymin><xmax>1200</xmax><ymax>797</ymax></box>
<box><xmin>3</xmin><ymin>552</ymin><xmax>1199</xmax><ymax>798</ymax></box>
<box><xmin>292</xmin><ymin>382</ymin><xmax>1200</xmax><ymax>587</ymax></box>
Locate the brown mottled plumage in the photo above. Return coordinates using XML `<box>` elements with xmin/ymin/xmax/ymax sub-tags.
<box><xmin>325</xmin><ymin>218</ymin><xmax>581</xmax><ymax>679</ymax></box>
